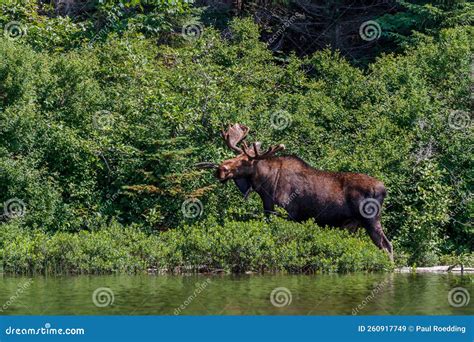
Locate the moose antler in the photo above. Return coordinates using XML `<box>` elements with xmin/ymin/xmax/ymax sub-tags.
<box><xmin>222</xmin><ymin>123</ymin><xmax>285</xmax><ymax>159</ymax></box>
<box><xmin>221</xmin><ymin>123</ymin><xmax>249</xmax><ymax>154</ymax></box>
<box><xmin>242</xmin><ymin>141</ymin><xmax>285</xmax><ymax>159</ymax></box>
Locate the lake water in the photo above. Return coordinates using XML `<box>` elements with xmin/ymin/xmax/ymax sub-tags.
<box><xmin>1</xmin><ymin>273</ymin><xmax>472</xmax><ymax>315</ymax></box>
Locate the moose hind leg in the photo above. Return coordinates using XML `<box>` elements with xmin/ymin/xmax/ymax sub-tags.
<box><xmin>364</xmin><ymin>219</ymin><xmax>393</xmax><ymax>261</ymax></box>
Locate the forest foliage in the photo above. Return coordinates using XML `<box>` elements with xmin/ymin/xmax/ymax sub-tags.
<box><xmin>0</xmin><ymin>0</ymin><xmax>472</xmax><ymax>272</ymax></box>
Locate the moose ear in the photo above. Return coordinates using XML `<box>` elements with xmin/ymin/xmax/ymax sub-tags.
<box><xmin>233</xmin><ymin>178</ymin><xmax>252</xmax><ymax>200</ymax></box>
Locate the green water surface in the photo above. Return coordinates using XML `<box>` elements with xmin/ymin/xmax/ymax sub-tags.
<box><xmin>0</xmin><ymin>273</ymin><xmax>472</xmax><ymax>315</ymax></box>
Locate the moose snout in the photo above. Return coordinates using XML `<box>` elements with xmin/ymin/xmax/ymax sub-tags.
<box><xmin>216</xmin><ymin>165</ymin><xmax>230</xmax><ymax>181</ymax></box>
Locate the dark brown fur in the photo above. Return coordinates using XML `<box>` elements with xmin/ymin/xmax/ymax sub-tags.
<box><xmin>217</xmin><ymin>154</ymin><xmax>393</xmax><ymax>260</ymax></box>
<box><xmin>213</xmin><ymin>123</ymin><xmax>393</xmax><ymax>260</ymax></box>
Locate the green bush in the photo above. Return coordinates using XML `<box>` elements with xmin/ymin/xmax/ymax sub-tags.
<box><xmin>0</xmin><ymin>0</ymin><xmax>193</xmax><ymax>51</ymax></box>
<box><xmin>0</xmin><ymin>218</ymin><xmax>393</xmax><ymax>274</ymax></box>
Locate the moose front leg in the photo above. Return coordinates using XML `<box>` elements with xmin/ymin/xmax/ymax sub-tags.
<box><xmin>364</xmin><ymin>219</ymin><xmax>394</xmax><ymax>262</ymax></box>
<box><xmin>258</xmin><ymin>192</ymin><xmax>275</xmax><ymax>217</ymax></box>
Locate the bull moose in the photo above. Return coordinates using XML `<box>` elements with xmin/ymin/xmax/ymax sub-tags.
<box><xmin>197</xmin><ymin>123</ymin><xmax>393</xmax><ymax>260</ymax></box>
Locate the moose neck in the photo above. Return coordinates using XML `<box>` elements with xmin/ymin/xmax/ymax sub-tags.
<box><xmin>248</xmin><ymin>158</ymin><xmax>281</xmax><ymax>196</ymax></box>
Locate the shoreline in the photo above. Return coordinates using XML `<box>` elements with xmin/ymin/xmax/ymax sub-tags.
<box><xmin>396</xmin><ymin>266</ymin><xmax>474</xmax><ymax>274</ymax></box>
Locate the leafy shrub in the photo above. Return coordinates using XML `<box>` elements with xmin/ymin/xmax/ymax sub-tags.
<box><xmin>0</xmin><ymin>218</ymin><xmax>393</xmax><ymax>274</ymax></box>
<box><xmin>0</xmin><ymin>0</ymin><xmax>193</xmax><ymax>51</ymax></box>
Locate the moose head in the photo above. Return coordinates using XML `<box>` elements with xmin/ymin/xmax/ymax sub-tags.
<box><xmin>196</xmin><ymin>123</ymin><xmax>285</xmax><ymax>198</ymax></box>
